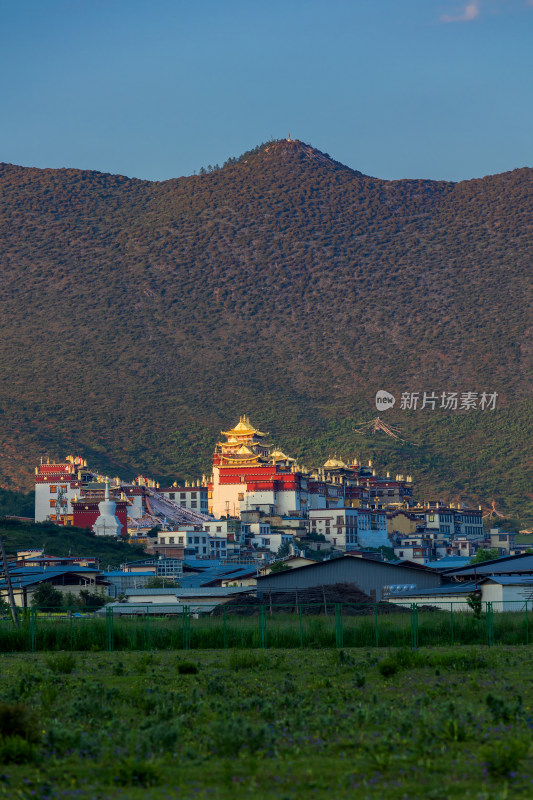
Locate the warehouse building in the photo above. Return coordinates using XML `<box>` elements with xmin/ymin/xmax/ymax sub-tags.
<box><xmin>256</xmin><ymin>553</ymin><xmax>443</xmax><ymax>601</ymax></box>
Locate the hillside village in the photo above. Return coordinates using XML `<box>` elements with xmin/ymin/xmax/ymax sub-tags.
<box><xmin>1</xmin><ymin>415</ymin><xmax>529</xmax><ymax>615</ymax></box>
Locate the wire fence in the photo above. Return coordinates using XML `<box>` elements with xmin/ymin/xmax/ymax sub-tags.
<box><xmin>1</xmin><ymin>600</ymin><xmax>532</xmax><ymax>652</ymax></box>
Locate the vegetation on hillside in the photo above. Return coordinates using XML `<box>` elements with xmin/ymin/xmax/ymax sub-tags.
<box><xmin>0</xmin><ymin>488</ymin><xmax>34</xmax><ymax>518</ymax></box>
<box><xmin>0</xmin><ymin>518</ymin><xmax>146</xmax><ymax>568</ymax></box>
<box><xmin>0</xmin><ymin>139</ymin><xmax>531</xmax><ymax>521</ymax></box>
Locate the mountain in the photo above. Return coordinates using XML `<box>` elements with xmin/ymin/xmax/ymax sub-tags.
<box><xmin>0</xmin><ymin>139</ymin><xmax>531</xmax><ymax>522</ymax></box>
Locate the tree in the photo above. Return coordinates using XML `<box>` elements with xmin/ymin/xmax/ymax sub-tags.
<box><xmin>78</xmin><ymin>589</ymin><xmax>107</xmax><ymax>609</ymax></box>
<box><xmin>31</xmin><ymin>582</ymin><xmax>62</xmax><ymax>610</ymax></box>
<box><xmin>144</xmin><ymin>576</ymin><xmax>179</xmax><ymax>588</ymax></box>
<box><xmin>466</xmin><ymin>591</ymin><xmax>483</xmax><ymax>619</ymax></box>
<box><xmin>470</xmin><ymin>548</ymin><xmax>500</xmax><ymax>564</ymax></box>
<box><xmin>276</xmin><ymin>541</ymin><xmax>291</xmax><ymax>559</ymax></box>
<box><xmin>269</xmin><ymin>561</ymin><xmax>290</xmax><ymax>574</ymax></box>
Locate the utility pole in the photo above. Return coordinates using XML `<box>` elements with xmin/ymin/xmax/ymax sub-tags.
<box><xmin>0</xmin><ymin>535</ymin><xmax>19</xmax><ymax>627</ymax></box>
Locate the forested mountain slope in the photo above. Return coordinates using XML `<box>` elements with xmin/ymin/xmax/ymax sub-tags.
<box><xmin>0</xmin><ymin>139</ymin><xmax>531</xmax><ymax>520</ymax></box>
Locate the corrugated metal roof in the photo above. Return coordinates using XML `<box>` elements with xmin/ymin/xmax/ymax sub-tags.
<box><xmin>480</xmin><ymin>576</ymin><xmax>533</xmax><ymax>586</ymax></box>
<box><xmin>444</xmin><ymin>554</ymin><xmax>533</xmax><ymax>576</ymax></box>
<box><xmin>1</xmin><ymin>567</ymin><xmax>100</xmax><ymax>590</ymax></box>
<box><xmin>124</xmin><ymin>586</ymin><xmax>252</xmax><ymax>597</ymax></box>
<box><xmin>390</xmin><ymin>582</ymin><xmax>478</xmax><ymax>597</ymax></box>
<box><xmin>97</xmin><ymin>602</ymin><xmax>217</xmax><ymax>615</ymax></box>
<box><xmin>425</xmin><ymin>557</ymin><xmax>471</xmax><ymax>569</ymax></box>
<box><xmin>102</xmin><ymin>571</ymin><xmax>155</xmax><ymax>577</ymax></box>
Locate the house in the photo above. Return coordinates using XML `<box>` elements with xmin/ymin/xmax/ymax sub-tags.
<box><xmin>158</xmin><ymin>484</ymin><xmax>209</xmax><ymax>515</ymax></box>
<box><xmin>478</xmin><ymin>576</ymin><xmax>533</xmax><ymax>611</ymax></box>
<box><xmin>489</xmin><ymin>529</ymin><xmax>516</xmax><ymax>556</ymax></box>
<box><xmin>308</xmin><ymin>508</ymin><xmax>390</xmax><ymax>551</ymax></box>
<box><xmin>121</xmin><ymin>556</ymin><xmax>183</xmax><ymax>580</ymax></box>
<box><xmin>384</xmin><ymin>575</ymin><xmax>533</xmax><ymax>613</ymax></box>
<box><xmin>250</xmin><ymin>530</ymin><xmax>294</xmax><ymax>555</ymax></box>
<box><xmin>259</xmin><ymin>555</ymin><xmax>317</xmax><ymax>575</ymax></box>
<box><xmin>103</xmin><ymin>571</ymin><xmax>156</xmax><ymax>598</ymax></box>
<box><xmin>394</xmin><ymin>541</ymin><xmax>430</xmax><ymax>564</ymax></box>
<box><xmin>0</xmin><ymin>565</ymin><xmax>104</xmax><ymax>608</ymax></box>
<box><xmin>383</xmin><ymin>582</ymin><xmax>477</xmax><ymax>611</ymax></box>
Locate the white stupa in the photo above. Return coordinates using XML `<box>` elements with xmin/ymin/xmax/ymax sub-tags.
<box><xmin>93</xmin><ymin>478</ymin><xmax>122</xmax><ymax>537</ymax></box>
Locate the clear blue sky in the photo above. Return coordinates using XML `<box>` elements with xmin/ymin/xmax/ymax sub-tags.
<box><xmin>1</xmin><ymin>0</ymin><xmax>532</xmax><ymax>182</ymax></box>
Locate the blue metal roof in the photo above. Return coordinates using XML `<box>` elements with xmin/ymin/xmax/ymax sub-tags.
<box><xmin>180</xmin><ymin>563</ymin><xmax>255</xmax><ymax>588</ymax></box>
<box><xmin>390</xmin><ymin>582</ymin><xmax>479</xmax><ymax>597</ymax></box>
<box><xmin>480</xmin><ymin>576</ymin><xmax>533</xmax><ymax>585</ymax></box>
<box><xmin>183</xmin><ymin>558</ymin><xmax>225</xmax><ymax>571</ymax></box>
<box><xmin>444</xmin><ymin>554</ymin><xmax>533</xmax><ymax>576</ymax></box>
<box><xmin>124</xmin><ymin>587</ymin><xmax>252</xmax><ymax>597</ymax></box>
<box><xmin>425</xmin><ymin>557</ymin><xmax>472</xmax><ymax>569</ymax></box>
<box><xmin>103</xmin><ymin>571</ymin><xmax>155</xmax><ymax>577</ymax></box>
<box><xmin>1</xmin><ymin>565</ymin><xmax>100</xmax><ymax>590</ymax></box>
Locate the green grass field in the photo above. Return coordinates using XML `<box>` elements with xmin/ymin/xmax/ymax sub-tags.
<box><xmin>1</xmin><ymin>646</ymin><xmax>533</xmax><ymax>799</ymax></box>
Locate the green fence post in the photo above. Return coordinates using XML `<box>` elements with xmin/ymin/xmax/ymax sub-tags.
<box><xmin>374</xmin><ymin>603</ymin><xmax>379</xmax><ymax>648</ymax></box>
<box><xmin>298</xmin><ymin>604</ymin><xmax>303</xmax><ymax>648</ymax></box>
<box><xmin>29</xmin><ymin>608</ymin><xmax>36</xmax><ymax>653</ymax></box>
<box><xmin>223</xmin><ymin>606</ymin><xmax>227</xmax><ymax>649</ymax></box>
<box><xmin>145</xmin><ymin>606</ymin><xmax>150</xmax><ymax>650</ymax></box>
<box><xmin>411</xmin><ymin>604</ymin><xmax>419</xmax><ymax>649</ymax></box>
<box><xmin>259</xmin><ymin>605</ymin><xmax>267</xmax><ymax>649</ymax></box>
<box><xmin>450</xmin><ymin>603</ymin><xmax>454</xmax><ymax>646</ymax></box>
<box><xmin>69</xmin><ymin>609</ymin><xmax>73</xmax><ymax>651</ymax></box>
<box><xmin>335</xmin><ymin>603</ymin><xmax>343</xmax><ymax>648</ymax></box>
<box><xmin>106</xmin><ymin>606</ymin><xmax>114</xmax><ymax>652</ymax></box>
<box><xmin>526</xmin><ymin>601</ymin><xmax>529</xmax><ymax>646</ymax></box>
<box><xmin>485</xmin><ymin>602</ymin><xmax>494</xmax><ymax>646</ymax></box>
<box><xmin>183</xmin><ymin>607</ymin><xmax>190</xmax><ymax>651</ymax></box>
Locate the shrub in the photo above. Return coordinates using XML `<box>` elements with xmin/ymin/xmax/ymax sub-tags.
<box><xmin>145</xmin><ymin>722</ymin><xmax>179</xmax><ymax>753</ymax></box>
<box><xmin>486</xmin><ymin>693</ymin><xmax>522</xmax><ymax>723</ymax></box>
<box><xmin>212</xmin><ymin>716</ymin><xmax>272</xmax><ymax>756</ymax></box>
<box><xmin>111</xmin><ymin>756</ymin><xmax>161</xmax><ymax>787</ymax></box>
<box><xmin>337</xmin><ymin>649</ymin><xmax>355</xmax><ymax>666</ymax></box>
<box><xmin>135</xmin><ymin>653</ymin><xmax>159</xmax><ymax>674</ymax></box>
<box><xmin>177</xmin><ymin>661</ymin><xmax>198</xmax><ymax>675</ymax></box>
<box><xmin>378</xmin><ymin>660</ymin><xmax>398</xmax><ymax>678</ymax></box>
<box><xmin>43</xmin><ymin>724</ymin><xmax>84</xmax><ymax>756</ymax></box>
<box><xmin>229</xmin><ymin>651</ymin><xmax>266</xmax><ymax>671</ymax></box>
<box><xmin>46</xmin><ymin>653</ymin><xmax>76</xmax><ymax>675</ymax></box>
<box><xmin>112</xmin><ymin>661</ymin><xmax>125</xmax><ymax>676</ymax></box>
<box><xmin>481</xmin><ymin>737</ymin><xmax>531</xmax><ymax>778</ymax></box>
<box><xmin>0</xmin><ymin>735</ymin><xmax>37</xmax><ymax>764</ymax></box>
<box><xmin>0</xmin><ymin>702</ymin><xmax>41</xmax><ymax>743</ymax></box>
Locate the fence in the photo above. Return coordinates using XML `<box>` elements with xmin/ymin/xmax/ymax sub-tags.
<box><xmin>0</xmin><ymin>601</ymin><xmax>531</xmax><ymax>652</ymax></box>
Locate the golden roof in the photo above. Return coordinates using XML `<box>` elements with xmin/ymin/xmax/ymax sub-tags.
<box><xmin>271</xmin><ymin>448</ymin><xmax>295</xmax><ymax>461</ymax></box>
<box><xmin>323</xmin><ymin>457</ymin><xmax>349</xmax><ymax>469</ymax></box>
<box><xmin>221</xmin><ymin>415</ymin><xmax>268</xmax><ymax>438</ymax></box>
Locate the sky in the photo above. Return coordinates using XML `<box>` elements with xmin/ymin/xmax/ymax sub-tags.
<box><xmin>1</xmin><ymin>0</ymin><xmax>532</xmax><ymax>182</ymax></box>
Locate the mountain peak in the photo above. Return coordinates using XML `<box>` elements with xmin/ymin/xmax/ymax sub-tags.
<box><xmin>235</xmin><ymin>137</ymin><xmax>364</xmax><ymax>176</ymax></box>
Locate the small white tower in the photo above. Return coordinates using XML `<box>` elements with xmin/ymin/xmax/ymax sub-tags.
<box><xmin>93</xmin><ymin>478</ymin><xmax>122</xmax><ymax>537</ymax></box>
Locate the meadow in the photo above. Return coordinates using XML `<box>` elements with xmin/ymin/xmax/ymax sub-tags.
<box><xmin>1</xmin><ymin>646</ymin><xmax>533</xmax><ymax>799</ymax></box>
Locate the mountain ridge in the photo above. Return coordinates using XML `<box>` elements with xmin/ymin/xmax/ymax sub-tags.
<box><xmin>0</xmin><ymin>139</ymin><xmax>531</xmax><ymax>521</ymax></box>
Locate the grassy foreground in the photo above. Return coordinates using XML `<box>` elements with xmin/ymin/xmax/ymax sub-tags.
<box><xmin>1</xmin><ymin>648</ymin><xmax>533</xmax><ymax>799</ymax></box>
